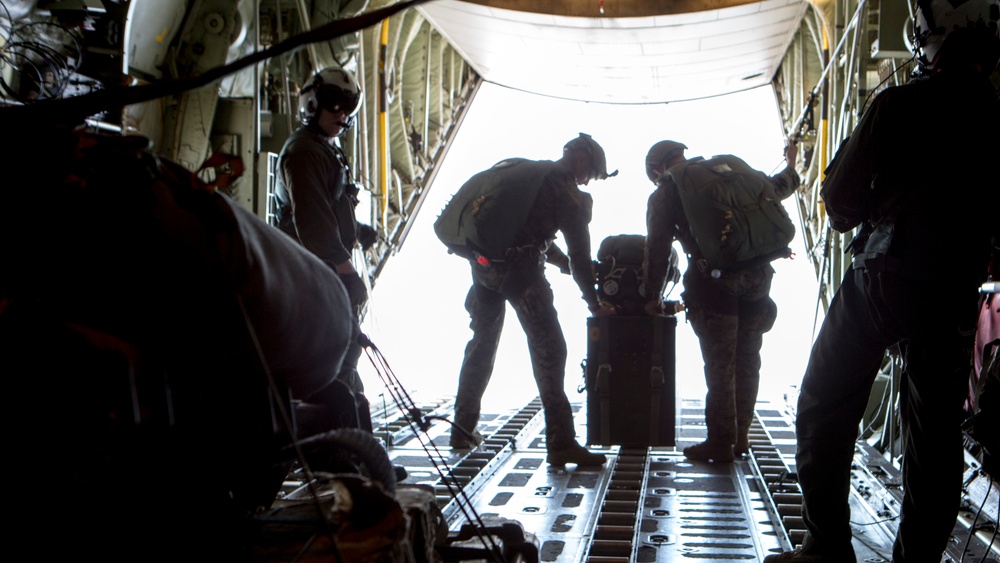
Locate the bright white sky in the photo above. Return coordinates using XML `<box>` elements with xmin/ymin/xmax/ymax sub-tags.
<box><xmin>358</xmin><ymin>82</ymin><xmax>820</xmax><ymax>416</ymax></box>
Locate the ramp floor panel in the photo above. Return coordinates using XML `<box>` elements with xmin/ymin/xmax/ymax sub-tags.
<box><xmin>378</xmin><ymin>396</ymin><xmax>997</xmax><ymax>563</ymax></box>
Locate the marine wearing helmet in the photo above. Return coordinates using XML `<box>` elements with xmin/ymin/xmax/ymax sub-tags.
<box><xmin>644</xmin><ymin>140</ymin><xmax>688</xmax><ymax>183</ymax></box>
<box><xmin>562</xmin><ymin>132</ymin><xmax>619</xmax><ymax>185</ymax></box>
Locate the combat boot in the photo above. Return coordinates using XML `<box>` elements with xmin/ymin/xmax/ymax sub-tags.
<box><xmin>450</xmin><ymin>428</ymin><xmax>484</xmax><ymax>450</ymax></box>
<box><xmin>547</xmin><ymin>443</ymin><xmax>606</xmax><ymax>466</ymax></box>
<box><xmin>683</xmin><ymin>441</ymin><xmax>735</xmax><ymax>462</ymax></box>
<box><xmin>734</xmin><ymin>436</ymin><xmax>751</xmax><ymax>456</ymax></box>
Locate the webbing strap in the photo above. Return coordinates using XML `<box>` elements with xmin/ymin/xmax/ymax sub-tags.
<box><xmin>649</xmin><ymin>318</ymin><xmax>664</xmax><ymax>444</ymax></box>
<box><xmin>596</xmin><ymin>317</ymin><xmax>612</xmax><ymax>444</ymax></box>
<box><xmin>596</xmin><ymin>364</ymin><xmax>612</xmax><ymax>443</ymax></box>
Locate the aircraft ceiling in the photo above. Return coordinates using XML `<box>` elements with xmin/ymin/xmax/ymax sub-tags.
<box><xmin>416</xmin><ymin>0</ymin><xmax>811</xmax><ymax>103</ymax></box>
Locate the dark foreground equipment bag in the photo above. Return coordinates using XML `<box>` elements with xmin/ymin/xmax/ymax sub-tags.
<box><xmin>586</xmin><ymin>315</ymin><xmax>677</xmax><ymax>447</ymax></box>
<box><xmin>434</xmin><ymin>159</ymin><xmax>563</xmax><ymax>260</ymax></box>
<box><xmin>668</xmin><ymin>155</ymin><xmax>795</xmax><ymax>272</ymax></box>
<box><xmin>1</xmin><ymin>128</ymin><xmax>356</xmax><ymax>558</ymax></box>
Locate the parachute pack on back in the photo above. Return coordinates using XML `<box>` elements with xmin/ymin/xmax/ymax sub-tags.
<box><xmin>667</xmin><ymin>155</ymin><xmax>795</xmax><ymax>272</ymax></box>
<box><xmin>434</xmin><ymin>158</ymin><xmax>563</xmax><ymax>261</ymax></box>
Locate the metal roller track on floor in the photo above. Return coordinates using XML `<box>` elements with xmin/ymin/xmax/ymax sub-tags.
<box><xmin>384</xmin><ymin>398</ymin><xmax>783</xmax><ymax>562</ymax></box>
<box><xmin>745</xmin><ymin>407</ymin><xmax>1000</xmax><ymax>563</ymax></box>
<box><xmin>381</xmin><ymin>397</ymin><xmax>998</xmax><ymax>562</ymax></box>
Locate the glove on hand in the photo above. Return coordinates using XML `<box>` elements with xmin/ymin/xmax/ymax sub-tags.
<box><xmin>338</xmin><ymin>272</ymin><xmax>368</xmax><ymax>311</ymax></box>
<box><xmin>357</xmin><ymin>223</ymin><xmax>378</xmax><ymax>251</ymax></box>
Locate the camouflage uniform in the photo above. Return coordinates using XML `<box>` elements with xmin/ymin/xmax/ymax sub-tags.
<box><xmin>644</xmin><ymin>158</ymin><xmax>798</xmax><ymax>447</ymax></box>
<box><xmin>454</xmin><ymin>164</ymin><xmax>601</xmax><ymax>451</ymax></box>
<box><xmin>683</xmin><ymin>265</ymin><xmax>777</xmax><ymax>445</ymax></box>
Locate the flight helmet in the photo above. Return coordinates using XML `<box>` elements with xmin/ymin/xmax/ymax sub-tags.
<box><xmin>298</xmin><ymin>67</ymin><xmax>363</xmax><ymax>129</ymax></box>
<box><xmin>563</xmin><ymin>133</ymin><xmax>618</xmax><ymax>182</ymax></box>
<box><xmin>644</xmin><ymin>140</ymin><xmax>688</xmax><ymax>182</ymax></box>
<box><xmin>912</xmin><ymin>0</ymin><xmax>1000</xmax><ymax>71</ymax></box>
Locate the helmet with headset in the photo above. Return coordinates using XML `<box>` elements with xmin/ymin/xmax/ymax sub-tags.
<box><xmin>644</xmin><ymin>140</ymin><xmax>688</xmax><ymax>183</ymax></box>
<box><xmin>563</xmin><ymin>133</ymin><xmax>618</xmax><ymax>182</ymax></box>
<box><xmin>297</xmin><ymin>67</ymin><xmax>363</xmax><ymax>129</ymax></box>
<box><xmin>912</xmin><ymin>0</ymin><xmax>1000</xmax><ymax>71</ymax></box>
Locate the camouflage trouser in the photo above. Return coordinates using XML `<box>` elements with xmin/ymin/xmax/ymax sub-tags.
<box><xmin>453</xmin><ymin>260</ymin><xmax>577</xmax><ymax>451</ymax></box>
<box><xmin>682</xmin><ymin>265</ymin><xmax>778</xmax><ymax>445</ymax></box>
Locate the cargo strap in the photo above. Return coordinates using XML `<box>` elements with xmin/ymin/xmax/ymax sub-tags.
<box><xmin>596</xmin><ymin>318</ymin><xmax>613</xmax><ymax>443</ymax></box>
<box><xmin>649</xmin><ymin>319</ymin><xmax>664</xmax><ymax>444</ymax></box>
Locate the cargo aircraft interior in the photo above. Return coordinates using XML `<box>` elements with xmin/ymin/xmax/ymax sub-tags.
<box><xmin>0</xmin><ymin>0</ymin><xmax>997</xmax><ymax>561</ymax></box>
